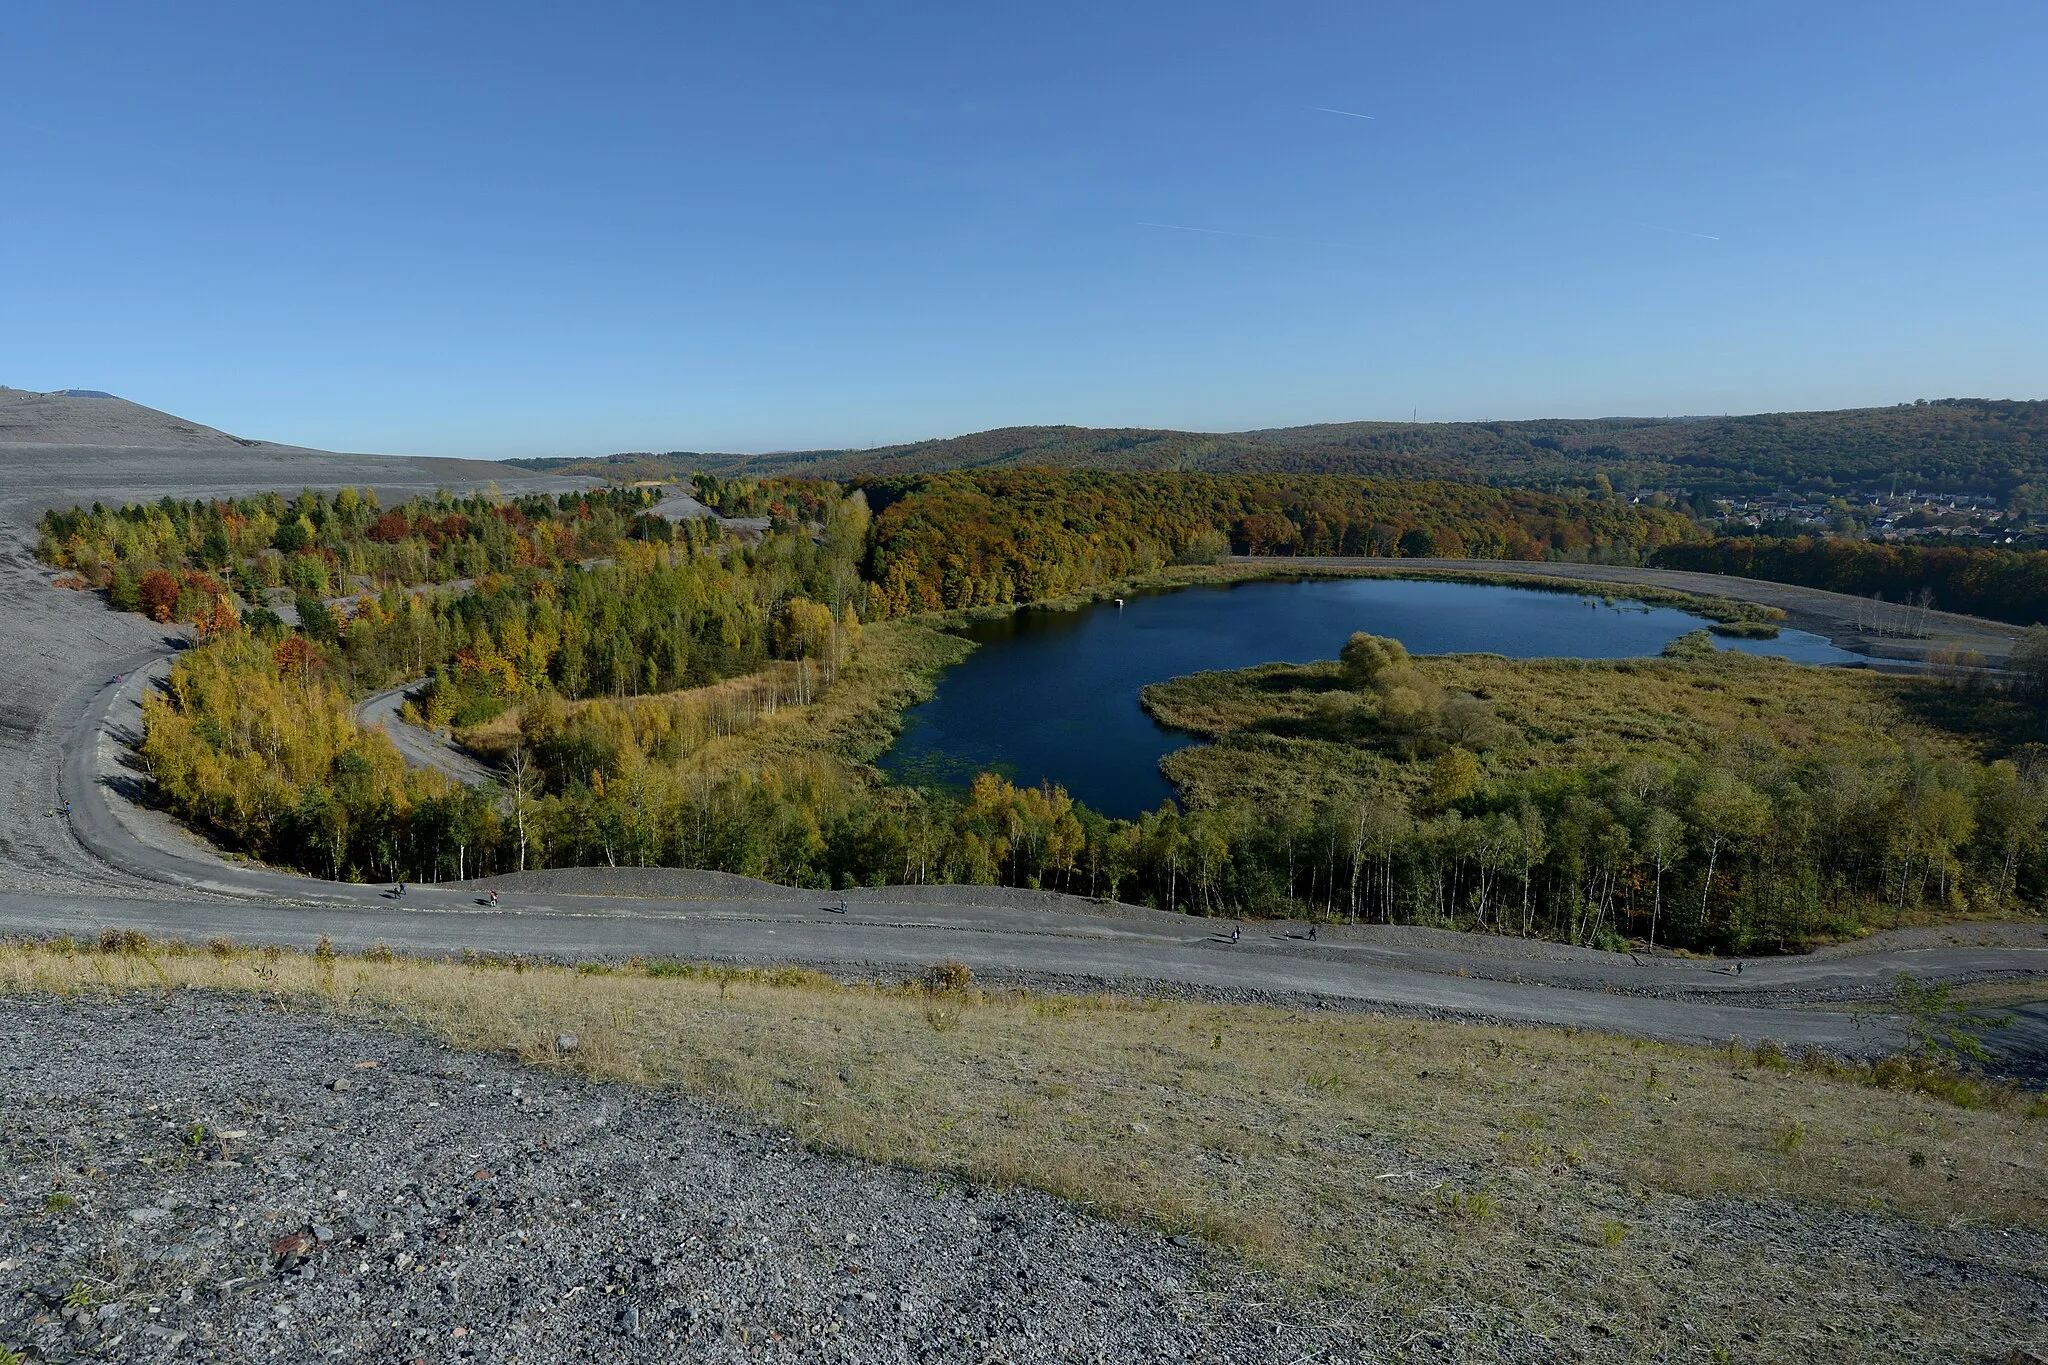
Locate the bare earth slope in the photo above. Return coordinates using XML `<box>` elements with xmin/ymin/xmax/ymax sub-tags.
<box><xmin>0</xmin><ymin>386</ymin><xmax>264</xmax><ymax>449</ymax></box>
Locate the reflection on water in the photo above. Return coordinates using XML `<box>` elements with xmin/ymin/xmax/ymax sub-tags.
<box><xmin>879</xmin><ymin>577</ymin><xmax>1858</xmax><ymax>819</ymax></box>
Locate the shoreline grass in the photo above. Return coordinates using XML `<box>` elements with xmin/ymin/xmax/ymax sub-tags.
<box><xmin>5</xmin><ymin>934</ymin><xmax>2043</xmax><ymax>1360</ymax></box>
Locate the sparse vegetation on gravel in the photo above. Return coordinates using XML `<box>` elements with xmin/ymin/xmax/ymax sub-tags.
<box><xmin>2</xmin><ymin>935</ymin><xmax>2043</xmax><ymax>1362</ymax></box>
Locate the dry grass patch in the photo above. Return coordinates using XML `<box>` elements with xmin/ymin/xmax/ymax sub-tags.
<box><xmin>682</xmin><ymin>619</ymin><xmax>970</xmax><ymax>779</ymax></box>
<box><xmin>5</xmin><ymin>936</ymin><xmax>2044</xmax><ymax>1357</ymax></box>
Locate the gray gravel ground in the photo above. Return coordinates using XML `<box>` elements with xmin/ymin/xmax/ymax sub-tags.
<box><xmin>3</xmin><ymin>994</ymin><xmax>2046</xmax><ymax>1364</ymax></box>
<box><xmin>0</xmin><ymin>994</ymin><xmax>1458</xmax><ymax>1364</ymax></box>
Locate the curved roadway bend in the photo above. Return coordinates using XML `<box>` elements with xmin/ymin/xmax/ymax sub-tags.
<box><xmin>30</xmin><ymin>663</ymin><xmax>2048</xmax><ymax>1063</ymax></box>
<box><xmin>355</xmin><ymin>682</ymin><xmax>496</xmax><ymax>785</ymax></box>
<box><xmin>0</xmin><ymin>442</ymin><xmax>586</xmax><ymax>897</ymax></box>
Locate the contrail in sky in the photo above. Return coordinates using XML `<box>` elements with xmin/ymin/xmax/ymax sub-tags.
<box><xmin>1314</xmin><ymin>107</ymin><xmax>1377</xmax><ymax>120</ymax></box>
<box><xmin>1136</xmin><ymin>221</ymin><xmax>1369</xmax><ymax>251</ymax></box>
<box><xmin>1623</xmin><ymin>218</ymin><xmax>1722</xmax><ymax>242</ymax></box>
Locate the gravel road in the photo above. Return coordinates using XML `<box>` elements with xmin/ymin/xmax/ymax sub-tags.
<box><xmin>354</xmin><ymin>683</ymin><xmax>497</xmax><ymax>786</ymax></box>
<box><xmin>2</xmin><ymin>420</ymin><xmax>2046</xmax><ymax>1362</ymax></box>
<box><xmin>1</xmin><ymin>431</ymin><xmax>2041</xmax><ymax>1061</ymax></box>
<box><xmin>25</xmin><ymin>557</ymin><xmax>2048</xmax><ymax>1062</ymax></box>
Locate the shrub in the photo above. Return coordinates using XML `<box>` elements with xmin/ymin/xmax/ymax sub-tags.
<box><xmin>919</xmin><ymin>960</ymin><xmax>973</xmax><ymax>994</ymax></box>
<box><xmin>1709</xmin><ymin>620</ymin><xmax>1781</xmax><ymax>639</ymax></box>
<box><xmin>1175</xmin><ymin>528</ymin><xmax>1232</xmax><ymax>565</ymax></box>
<box><xmin>1339</xmin><ymin>632</ymin><xmax>1409</xmax><ymax>688</ymax></box>
<box><xmin>137</xmin><ymin>569</ymin><xmax>180</xmax><ymax>622</ymax></box>
<box><xmin>107</xmin><ymin>565</ymin><xmax>141</xmax><ymax>612</ymax></box>
<box><xmin>1892</xmin><ymin>974</ymin><xmax>2012</xmax><ymax>1065</ymax></box>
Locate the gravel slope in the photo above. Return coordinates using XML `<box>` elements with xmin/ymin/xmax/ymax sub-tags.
<box><xmin>3</xmin><ymin>995</ymin><xmax>2045</xmax><ymax>1364</ymax></box>
<box><xmin>0</xmin><ymin>995</ymin><xmax>1398</xmax><ymax>1364</ymax></box>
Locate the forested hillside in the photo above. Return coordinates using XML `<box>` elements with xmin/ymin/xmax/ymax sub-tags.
<box><xmin>858</xmin><ymin>469</ymin><xmax>1699</xmax><ymax>613</ymax></box>
<box><xmin>510</xmin><ymin>398</ymin><xmax>2048</xmax><ymax>499</ymax></box>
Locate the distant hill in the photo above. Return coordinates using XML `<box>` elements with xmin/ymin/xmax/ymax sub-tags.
<box><xmin>507</xmin><ymin>399</ymin><xmax>2048</xmax><ymax>499</ymax></box>
<box><xmin>0</xmin><ymin>387</ymin><xmax>591</xmax><ymax>511</ymax></box>
<box><xmin>0</xmin><ymin>385</ymin><xmax>271</xmax><ymax>450</ymax></box>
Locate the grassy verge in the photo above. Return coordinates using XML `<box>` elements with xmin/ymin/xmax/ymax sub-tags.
<box><xmin>6</xmin><ymin>936</ymin><xmax>2043</xmax><ymax>1360</ymax></box>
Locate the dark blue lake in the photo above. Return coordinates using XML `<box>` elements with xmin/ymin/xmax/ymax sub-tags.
<box><xmin>878</xmin><ymin>576</ymin><xmax>1858</xmax><ymax>819</ymax></box>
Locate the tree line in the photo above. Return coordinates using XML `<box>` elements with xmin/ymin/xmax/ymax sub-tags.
<box><xmin>38</xmin><ymin>485</ymin><xmax>662</xmax><ymax>622</ymax></box>
<box><xmin>139</xmin><ymin>598</ymin><xmax>2048</xmax><ymax>954</ymax></box>
<box><xmin>527</xmin><ymin>398</ymin><xmax>2048</xmax><ymax>500</ymax></box>
<box><xmin>856</xmin><ymin>468</ymin><xmax>1701</xmax><ymax>616</ymax></box>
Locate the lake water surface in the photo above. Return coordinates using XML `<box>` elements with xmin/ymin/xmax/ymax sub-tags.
<box><xmin>879</xmin><ymin>577</ymin><xmax>1858</xmax><ymax>819</ymax></box>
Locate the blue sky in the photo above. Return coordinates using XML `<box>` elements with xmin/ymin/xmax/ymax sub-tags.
<box><xmin>3</xmin><ymin>1</ymin><xmax>2044</xmax><ymax>458</ymax></box>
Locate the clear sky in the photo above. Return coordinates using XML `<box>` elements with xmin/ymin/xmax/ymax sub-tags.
<box><xmin>3</xmin><ymin>1</ymin><xmax>2044</xmax><ymax>459</ymax></box>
